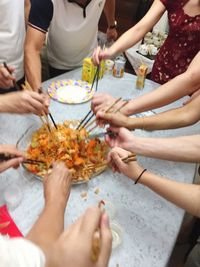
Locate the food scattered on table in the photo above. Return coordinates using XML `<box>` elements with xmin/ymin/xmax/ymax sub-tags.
<box><xmin>81</xmin><ymin>192</ymin><xmax>88</xmax><ymax>199</ymax></box>
<box><xmin>24</xmin><ymin>121</ymin><xmax>108</xmax><ymax>183</ymax></box>
<box><xmin>94</xmin><ymin>187</ymin><xmax>100</xmax><ymax>194</ymax></box>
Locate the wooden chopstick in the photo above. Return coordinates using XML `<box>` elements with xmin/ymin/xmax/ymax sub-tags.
<box><xmin>95</xmin><ymin>65</ymin><xmax>100</xmax><ymax>92</ymax></box>
<box><xmin>23</xmin><ymin>81</ymin><xmax>52</xmax><ymax>132</ymax></box>
<box><xmin>0</xmin><ymin>153</ymin><xmax>46</xmax><ymax>165</ymax></box>
<box><xmin>3</xmin><ymin>62</ymin><xmax>21</xmax><ymax>91</ymax></box>
<box><xmin>38</xmin><ymin>87</ymin><xmax>58</xmax><ymax>130</ymax></box>
<box><xmin>84</xmin><ymin>154</ymin><xmax>136</xmax><ymax>171</ymax></box>
<box><xmin>84</xmin><ymin>98</ymin><xmax>122</xmax><ymax>132</ymax></box>
<box><xmin>87</xmin><ymin>98</ymin><xmax>128</xmax><ymax>134</ymax></box>
<box><xmin>23</xmin><ymin>159</ymin><xmax>46</xmax><ymax>165</ymax></box>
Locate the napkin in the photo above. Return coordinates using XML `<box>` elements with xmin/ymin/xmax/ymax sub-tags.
<box><xmin>0</xmin><ymin>205</ymin><xmax>23</xmax><ymax>237</ymax></box>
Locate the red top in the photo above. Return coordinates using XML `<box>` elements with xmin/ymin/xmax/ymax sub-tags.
<box><xmin>151</xmin><ymin>0</ymin><xmax>200</xmax><ymax>84</ymax></box>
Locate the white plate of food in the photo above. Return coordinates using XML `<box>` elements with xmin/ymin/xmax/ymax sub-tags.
<box><xmin>48</xmin><ymin>79</ymin><xmax>95</xmax><ymax>104</ymax></box>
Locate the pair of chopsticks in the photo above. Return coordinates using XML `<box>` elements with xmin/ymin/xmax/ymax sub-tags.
<box><xmin>90</xmin><ymin>65</ymin><xmax>100</xmax><ymax>93</ymax></box>
<box><xmin>22</xmin><ymin>81</ymin><xmax>58</xmax><ymax>132</ymax></box>
<box><xmin>83</xmin><ymin>153</ymin><xmax>136</xmax><ymax>172</ymax></box>
<box><xmin>3</xmin><ymin>62</ymin><xmax>21</xmax><ymax>91</ymax></box>
<box><xmin>0</xmin><ymin>153</ymin><xmax>46</xmax><ymax>165</ymax></box>
<box><xmin>77</xmin><ymin>97</ymin><xmax>129</xmax><ymax>134</ymax></box>
<box><xmin>90</xmin><ymin>200</ymin><xmax>105</xmax><ymax>262</ymax></box>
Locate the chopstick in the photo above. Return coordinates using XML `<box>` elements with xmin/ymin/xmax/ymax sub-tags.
<box><xmin>82</xmin><ymin>98</ymin><xmax>122</xmax><ymax>132</ymax></box>
<box><xmin>76</xmin><ymin>110</ymin><xmax>93</xmax><ymax>130</ymax></box>
<box><xmin>87</xmin><ymin>99</ymin><xmax>129</xmax><ymax>134</ymax></box>
<box><xmin>3</xmin><ymin>62</ymin><xmax>21</xmax><ymax>91</ymax></box>
<box><xmin>83</xmin><ymin>153</ymin><xmax>137</xmax><ymax>172</ymax></box>
<box><xmin>0</xmin><ymin>153</ymin><xmax>46</xmax><ymax>165</ymax></box>
<box><xmin>90</xmin><ymin>200</ymin><xmax>105</xmax><ymax>263</ymax></box>
<box><xmin>38</xmin><ymin>87</ymin><xmax>58</xmax><ymax>130</ymax></box>
<box><xmin>23</xmin><ymin>159</ymin><xmax>46</xmax><ymax>165</ymax></box>
<box><xmin>22</xmin><ymin>81</ymin><xmax>52</xmax><ymax>132</ymax></box>
<box><xmin>95</xmin><ymin>65</ymin><xmax>100</xmax><ymax>92</ymax></box>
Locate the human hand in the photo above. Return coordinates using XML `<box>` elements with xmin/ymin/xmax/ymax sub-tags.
<box><xmin>92</xmin><ymin>46</ymin><xmax>115</xmax><ymax>66</ymax></box>
<box><xmin>105</xmin><ymin>126</ymin><xmax>134</xmax><ymax>150</ymax></box>
<box><xmin>2</xmin><ymin>91</ymin><xmax>49</xmax><ymax>115</ymax></box>
<box><xmin>96</xmin><ymin>110</ymin><xmax>131</xmax><ymax>128</ymax></box>
<box><xmin>0</xmin><ymin>66</ymin><xmax>15</xmax><ymax>89</ymax></box>
<box><xmin>46</xmin><ymin>206</ymin><xmax>112</xmax><ymax>267</ymax></box>
<box><xmin>91</xmin><ymin>93</ymin><xmax>116</xmax><ymax>114</ymax></box>
<box><xmin>43</xmin><ymin>162</ymin><xmax>72</xmax><ymax>208</ymax></box>
<box><xmin>108</xmin><ymin>147</ymin><xmax>143</xmax><ymax>180</ymax></box>
<box><xmin>0</xmin><ymin>144</ymin><xmax>24</xmax><ymax>173</ymax></box>
<box><xmin>106</xmin><ymin>28</ymin><xmax>118</xmax><ymax>42</ymax></box>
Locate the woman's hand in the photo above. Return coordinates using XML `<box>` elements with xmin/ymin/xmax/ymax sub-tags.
<box><xmin>91</xmin><ymin>93</ymin><xmax>116</xmax><ymax>114</ymax></box>
<box><xmin>46</xmin><ymin>206</ymin><xmax>112</xmax><ymax>267</ymax></box>
<box><xmin>92</xmin><ymin>46</ymin><xmax>115</xmax><ymax>66</ymax></box>
<box><xmin>108</xmin><ymin>147</ymin><xmax>143</xmax><ymax>181</ymax></box>
<box><xmin>105</xmin><ymin>126</ymin><xmax>134</xmax><ymax>150</ymax></box>
<box><xmin>96</xmin><ymin>110</ymin><xmax>132</xmax><ymax>128</ymax></box>
<box><xmin>0</xmin><ymin>144</ymin><xmax>24</xmax><ymax>173</ymax></box>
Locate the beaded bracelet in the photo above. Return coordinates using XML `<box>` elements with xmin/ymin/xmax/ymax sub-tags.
<box><xmin>135</xmin><ymin>169</ymin><xmax>147</xmax><ymax>184</ymax></box>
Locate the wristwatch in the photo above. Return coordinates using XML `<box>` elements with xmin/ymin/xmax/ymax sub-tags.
<box><xmin>109</xmin><ymin>20</ymin><xmax>117</xmax><ymax>29</ymax></box>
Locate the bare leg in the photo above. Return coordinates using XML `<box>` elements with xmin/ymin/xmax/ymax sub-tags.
<box><xmin>26</xmin><ymin>162</ymin><xmax>71</xmax><ymax>254</ymax></box>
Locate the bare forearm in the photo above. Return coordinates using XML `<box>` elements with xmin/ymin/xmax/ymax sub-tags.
<box><xmin>26</xmin><ymin>202</ymin><xmax>65</xmax><ymax>253</ymax></box>
<box><xmin>104</xmin><ymin>0</ymin><xmax>115</xmax><ymax>27</ymax></box>
<box><xmin>25</xmin><ymin>49</ymin><xmax>42</xmax><ymax>91</ymax></box>
<box><xmin>128</xmin><ymin>105</ymin><xmax>199</xmax><ymax>131</ymax></box>
<box><xmin>109</xmin><ymin>0</ymin><xmax>165</xmax><ymax>56</ymax></box>
<box><xmin>129</xmin><ymin>135</ymin><xmax>200</xmax><ymax>162</ymax></box>
<box><xmin>123</xmin><ymin>71</ymin><xmax>200</xmax><ymax>116</ymax></box>
<box><xmin>140</xmin><ymin>172</ymin><xmax>200</xmax><ymax>217</ymax></box>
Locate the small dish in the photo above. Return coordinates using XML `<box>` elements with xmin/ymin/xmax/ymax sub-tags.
<box><xmin>48</xmin><ymin>79</ymin><xmax>95</xmax><ymax>104</ymax></box>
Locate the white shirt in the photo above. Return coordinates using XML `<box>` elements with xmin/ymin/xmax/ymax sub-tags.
<box><xmin>0</xmin><ymin>0</ymin><xmax>25</xmax><ymax>81</ymax></box>
<box><xmin>0</xmin><ymin>235</ymin><xmax>45</xmax><ymax>267</ymax></box>
<box><xmin>47</xmin><ymin>0</ymin><xmax>106</xmax><ymax>70</ymax></box>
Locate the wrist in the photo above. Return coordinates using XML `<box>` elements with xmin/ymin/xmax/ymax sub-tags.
<box><xmin>108</xmin><ymin>20</ymin><xmax>117</xmax><ymax>29</ymax></box>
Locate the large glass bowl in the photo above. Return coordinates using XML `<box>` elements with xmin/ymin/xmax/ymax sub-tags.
<box><xmin>16</xmin><ymin>123</ymin><xmax>108</xmax><ymax>185</ymax></box>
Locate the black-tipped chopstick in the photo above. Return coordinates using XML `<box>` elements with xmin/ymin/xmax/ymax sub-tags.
<box><xmin>3</xmin><ymin>62</ymin><xmax>21</xmax><ymax>91</ymax></box>
<box><xmin>38</xmin><ymin>87</ymin><xmax>58</xmax><ymax>130</ymax></box>
<box><xmin>76</xmin><ymin>110</ymin><xmax>93</xmax><ymax>130</ymax></box>
<box><xmin>95</xmin><ymin>65</ymin><xmax>100</xmax><ymax>92</ymax></box>
<box><xmin>79</xmin><ymin>112</ymin><xmax>95</xmax><ymax>130</ymax></box>
<box><xmin>0</xmin><ymin>153</ymin><xmax>46</xmax><ymax>165</ymax></box>
<box><xmin>90</xmin><ymin>67</ymin><xmax>99</xmax><ymax>93</ymax></box>
<box><xmin>23</xmin><ymin>159</ymin><xmax>46</xmax><ymax>165</ymax></box>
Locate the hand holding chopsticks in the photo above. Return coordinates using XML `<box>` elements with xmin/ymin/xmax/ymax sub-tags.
<box><xmin>3</xmin><ymin>62</ymin><xmax>21</xmax><ymax>91</ymax></box>
<box><xmin>77</xmin><ymin>97</ymin><xmax>129</xmax><ymax>134</ymax></box>
<box><xmin>22</xmin><ymin>81</ymin><xmax>57</xmax><ymax>132</ymax></box>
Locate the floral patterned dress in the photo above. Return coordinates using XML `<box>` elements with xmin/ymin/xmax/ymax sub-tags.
<box><xmin>151</xmin><ymin>0</ymin><xmax>200</xmax><ymax>84</ymax></box>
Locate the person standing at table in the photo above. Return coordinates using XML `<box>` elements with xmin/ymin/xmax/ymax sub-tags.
<box><xmin>108</xmin><ymin>146</ymin><xmax>200</xmax><ymax>267</ymax></box>
<box><xmin>91</xmin><ymin>51</ymin><xmax>200</xmax><ymax>117</ymax></box>
<box><xmin>93</xmin><ymin>0</ymin><xmax>200</xmax><ymax>84</ymax></box>
<box><xmin>25</xmin><ymin>0</ymin><xmax>118</xmax><ymax>91</ymax></box>
<box><xmin>0</xmin><ymin>149</ymin><xmax>112</xmax><ymax>267</ymax></box>
<box><xmin>0</xmin><ymin>0</ymin><xmax>30</xmax><ymax>93</ymax></box>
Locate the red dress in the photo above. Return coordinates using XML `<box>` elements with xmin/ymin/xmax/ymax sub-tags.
<box><xmin>151</xmin><ymin>0</ymin><xmax>200</xmax><ymax>84</ymax></box>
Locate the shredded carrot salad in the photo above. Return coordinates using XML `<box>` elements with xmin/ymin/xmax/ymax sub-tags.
<box><xmin>25</xmin><ymin>121</ymin><xmax>108</xmax><ymax>182</ymax></box>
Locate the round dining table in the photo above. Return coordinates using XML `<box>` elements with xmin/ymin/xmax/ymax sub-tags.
<box><xmin>0</xmin><ymin>68</ymin><xmax>199</xmax><ymax>267</ymax></box>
